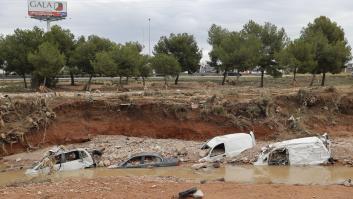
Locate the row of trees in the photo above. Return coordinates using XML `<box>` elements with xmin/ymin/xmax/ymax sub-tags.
<box><xmin>209</xmin><ymin>16</ymin><xmax>352</xmax><ymax>86</ymax></box>
<box><xmin>0</xmin><ymin>25</ymin><xmax>202</xmax><ymax>89</ymax></box>
<box><xmin>0</xmin><ymin>16</ymin><xmax>351</xmax><ymax>89</ymax></box>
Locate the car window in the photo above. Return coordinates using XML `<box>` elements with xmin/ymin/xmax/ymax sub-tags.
<box><xmin>125</xmin><ymin>156</ymin><xmax>142</xmax><ymax>166</ymax></box>
<box><xmin>210</xmin><ymin>143</ymin><xmax>225</xmax><ymax>157</ymax></box>
<box><xmin>63</xmin><ymin>151</ymin><xmax>81</xmax><ymax>163</ymax></box>
<box><xmin>143</xmin><ymin>155</ymin><xmax>162</xmax><ymax>164</ymax></box>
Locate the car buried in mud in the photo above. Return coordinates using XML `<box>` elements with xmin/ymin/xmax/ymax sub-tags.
<box><xmin>255</xmin><ymin>134</ymin><xmax>331</xmax><ymax>166</ymax></box>
<box><xmin>199</xmin><ymin>132</ymin><xmax>256</xmax><ymax>162</ymax></box>
<box><xmin>25</xmin><ymin>146</ymin><xmax>99</xmax><ymax>175</ymax></box>
<box><xmin>108</xmin><ymin>152</ymin><xmax>179</xmax><ymax>169</ymax></box>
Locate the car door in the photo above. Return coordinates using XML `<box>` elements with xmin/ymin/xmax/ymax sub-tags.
<box><xmin>61</xmin><ymin>151</ymin><xmax>85</xmax><ymax>171</ymax></box>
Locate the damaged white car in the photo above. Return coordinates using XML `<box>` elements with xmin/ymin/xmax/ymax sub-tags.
<box><xmin>26</xmin><ymin>146</ymin><xmax>98</xmax><ymax>175</ymax></box>
<box><xmin>255</xmin><ymin>134</ymin><xmax>331</xmax><ymax>166</ymax></box>
<box><xmin>199</xmin><ymin>132</ymin><xmax>256</xmax><ymax>162</ymax></box>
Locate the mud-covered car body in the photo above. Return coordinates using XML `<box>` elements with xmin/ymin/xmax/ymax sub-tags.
<box><xmin>255</xmin><ymin>134</ymin><xmax>331</xmax><ymax>166</ymax></box>
<box><xmin>108</xmin><ymin>152</ymin><xmax>179</xmax><ymax>169</ymax></box>
<box><xmin>26</xmin><ymin>147</ymin><xmax>96</xmax><ymax>175</ymax></box>
<box><xmin>199</xmin><ymin>132</ymin><xmax>256</xmax><ymax>162</ymax></box>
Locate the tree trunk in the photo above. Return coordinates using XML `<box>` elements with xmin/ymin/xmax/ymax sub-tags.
<box><xmin>142</xmin><ymin>77</ymin><xmax>146</xmax><ymax>86</ymax></box>
<box><xmin>83</xmin><ymin>74</ymin><xmax>93</xmax><ymax>91</ymax></box>
<box><xmin>321</xmin><ymin>72</ymin><xmax>326</xmax><ymax>86</ymax></box>
<box><xmin>174</xmin><ymin>74</ymin><xmax>180</xmax><ymax>85</ymax></box>
<box><xmin>119</xmin><ymin>76</ymin><xmax>122</xmax><ymax>85</ymax></box>
<box><xmin>43</xmin><ymin>77</ymin><xmax>47</xmax><ymax>87</ymax></box>
<box><xmin>70</xmin><ymin>72</ymin><xmax>75</xmax><ymax>86</ymax></box>
<box><xmin>293</xmin><ymin>67</ymin><xmax>297</xmax><ymax>82</ymax></box>
<box><xmin>126</xmin><ymin>76</ymin><xmax>129</xmax><ymax>85</ymax></box>
<box><xmin>309</xmin><ymin>73</ymin><xmax>316</xmax><ymax>87</ymax></box>
<box><xmin>260</xmin><ymin>69</ymin><xmax>265</xmax><ymax>88</ymax></box>
<box><xmin>164</xmin><ymin>76</ymin><xmax>168</xmax><ymax>86</ymax></box>
<box><xmin>222</xmin><ymin>71</ymin><xmax>228</xmax><ymax>85</ymax></box>
<box><xmin>22</xmin><ymin>74</ymin><xmax>27</xmax><ymax>89</ymax></box>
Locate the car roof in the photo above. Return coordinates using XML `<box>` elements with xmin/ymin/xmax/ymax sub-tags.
<box><xmin>129</xmin><ymin>152</ymin><xmax>163</xmax><ymax>159</ymax></box>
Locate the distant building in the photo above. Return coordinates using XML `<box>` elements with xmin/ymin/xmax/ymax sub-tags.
<box><xmin>345</xmin><ymin>62</ymin><xmax>353</xmax><ymax>72</ymax></box>
<box><xmin>199</xmin><ymin>64</ymin><xmax>216</xmax><ymax>73</ymax></box>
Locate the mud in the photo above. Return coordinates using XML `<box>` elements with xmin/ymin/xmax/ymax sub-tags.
<box><xmin>1</xmin><ymin>165</ymin><xmax>353</xmax><ymax>187</ymax></box>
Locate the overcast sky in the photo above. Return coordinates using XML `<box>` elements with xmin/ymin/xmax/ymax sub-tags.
<box><xmin>1</xmin><ymin>0</ymin><xmax>353</xmax><ymax>62</ymax></box>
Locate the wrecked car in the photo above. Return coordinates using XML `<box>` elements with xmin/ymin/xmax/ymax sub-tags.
<box><xmin>199</xmin><ymin>132</ymin><xmax>256</xmax><ymax>162</ymax></box>
<box><xmin>255</xmin><ymin>134</ymin><xmax>331</xmax><ymax>166</ymax></box>
<box><xmin>26</xmin><ymin>146</ymin><xmax>98</xmax><ymax>175</ymax></box>
<box><xmin>108</xmin><ymin>152</ymin><xmax>179</xmax><ymax>169</ymax></box>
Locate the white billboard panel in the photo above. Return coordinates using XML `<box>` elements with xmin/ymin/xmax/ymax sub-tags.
<box><xmin>28</xmin><ymin>0</ymin><xmax>67</xmax><ymax>17</ymax></box>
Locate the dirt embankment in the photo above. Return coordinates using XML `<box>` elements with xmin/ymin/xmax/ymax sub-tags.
<box><xmin>1</xmin><ymin>87</ymin><xmax>353</xmax><ymax>157</ymax></box>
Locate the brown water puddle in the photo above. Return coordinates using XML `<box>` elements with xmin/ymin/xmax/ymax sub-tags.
<box><xmin>1</xmin><ymin>165</ymin><xmax>353</xmax><ymax>187</ymax></box>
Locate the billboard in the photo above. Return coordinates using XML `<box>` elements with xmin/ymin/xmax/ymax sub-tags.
<box><xmin>28</xmin><ymin>0</ymin><xmax>67</xmax><ymax>17</ymax></box>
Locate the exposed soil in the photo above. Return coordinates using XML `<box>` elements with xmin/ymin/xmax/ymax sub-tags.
<box><xmin>1</xmin><ymin>176</ymin><xmax>353</xmax><ymax>199</ymax></box>
<box><xmin>1</xmin><ymin>85</ymin><xmax>353</xmax><ymax>157</ymax></box>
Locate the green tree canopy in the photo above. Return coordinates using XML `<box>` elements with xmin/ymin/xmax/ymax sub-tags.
<box><xmin>69</xmin><ymin>35</ymin><xmax>114</xmax><ymax>90</ymax></box>
<box><xmin>28</xmin><ymin>42</ymin><xmax>65</xmax><ymax>87</ymax></box>
<box><xmin>301</xmin><ymin>16</ymin><xmax>352</xmax><ymax>86</ymax></box>
<box><xmin>276</xmin><ymin>38</ymin><xmax>317</xmax><ymax>82</ymax></box>
<box><xmin>92</xmin><ymin>51</ymin><xmax>116</xmax><ymax>77</ymax></box>
<box><xmin>112</xmin><ymin>42</ymin><xmax>142</xmax><ymax>84</ymax></box>
<box><xmin>44</xmin><ymin>25</ymin><xmax>76</xmax><ymax>85</ymax></box>
<box><xmin>242</xmin><ymin>20</ymin><xmax>288</xmax><ymax>87</ymax></box>
<box><xmin>1</xmin><ymin>27</ymin><xmax>44</xmax><ymax>88</ymax></box>
<box><xmin>150</xmin><ymin>54</ymin><xmax>181</xmax><ymax>85</ymax></box>
<box><xmin>213</xmin><ymin>31</ymin><xmax>262</xmax><ymax>85</ymax></box>
<box><xmin>154</xmin><ymin>33</ymin><xmax>202</xmax><ymax>84</ymax></box>
<box><xmin>208</xmin><ymin>24</ymin><xmax>229</xmax><ymax>73</ymax></box>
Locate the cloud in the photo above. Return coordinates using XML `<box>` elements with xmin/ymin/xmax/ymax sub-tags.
<box><xmin>1</xmin><ymin>0</ymin><xmax>353</xmax><ymax>61</ymax></box>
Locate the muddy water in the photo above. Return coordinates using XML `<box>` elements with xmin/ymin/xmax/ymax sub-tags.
<box><xmin>1</xmin><ymin>165</ymin><xmax>353</xmax><ymax>187</ymax></box>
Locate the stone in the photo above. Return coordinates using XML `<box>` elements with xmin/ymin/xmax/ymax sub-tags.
<box><xmin>212</xmin><ymin>162</ymin><xmax>220</xmax><ymax>168</ymax></box>
<box><xmin>192</xmin><ymin>190</ymin><xmax>204</xmax><ymax>198</ymax></box>
<box><xmin>191</xmin><ymin>163</ymin><xmax>208</xmax><ymax>170</ymax></box>
<box><xmin>103</xmin><ymin>160</ymin><xmax>111</xmax><ymax>166</ymax></box>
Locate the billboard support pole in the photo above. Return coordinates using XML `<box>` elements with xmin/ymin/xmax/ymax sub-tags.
<box><xmin>46</xmin><ymin>20</ymin><xmax>51</xmax><ymax>32</ymax></box>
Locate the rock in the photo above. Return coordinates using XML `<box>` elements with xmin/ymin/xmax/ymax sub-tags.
<box><xmin>198</xmin><ymin>150</ymin><xmax>208</xmax><ymax>158</ymax></box>
<box><xmin>151</xmin><ymin>185</ymin><xmax>157</xmax><ymax>188</ymax></box>
<box><xmin>343</xmin><ymin>179</ymin><xmax>352</xmax><ymax>187</ymax></box>
<box><xmin>98</xmin><ymin>161</ymin><xmax>104</xmax><ymax>167</ymax></box>
<box><xmin>15</xmin><ymin>158</ymin><xmax>22</xmax><ymax>162</ymax></box>
<box><xmin>212</xmin><ymin>162</ymin><xmax>220</xmax><ymax>168</ymax></box>
<box><xmin>103</xmin><ymin>160</ymin><xmax>111</xmax><ymax>166</ymax></box>
<box><xmin>200</xmin><ymin>180</ymin><xmax>207</xmax><ymax>184</ymax></box>
<box><xmin>192</xmin><ymin>163</ymin><xmax>208</xmax><ymax>170</ymax></box>
<box><xmin>193</xmin><ymin>190</ymin><xmax>204</xmax><ymax>199</ymax></box>
<box><xmin>215</xmin><ymin>177</ymin><xmax>225</xmax><ymax>182</ymax></box>
<box><xmin>37</xmin><ymin>191</ymin><xmax>42</xmax><ymax>195</ymax></box>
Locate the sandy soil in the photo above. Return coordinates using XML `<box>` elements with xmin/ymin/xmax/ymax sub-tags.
<box><xmin>0</xmin><ymin>176</ymin><xmax>352</xmax><ymax>199</ymax></box>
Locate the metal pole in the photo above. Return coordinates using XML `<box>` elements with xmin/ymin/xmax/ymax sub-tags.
<box><xmin>46</xmin><ymin>20</ymin><xmax>51</xmax><ymax>32</ymax></box>
<box><xmin>148</xmin><ymin>18</ymin><xmax>151</xmax><ymax>56</ymax></box>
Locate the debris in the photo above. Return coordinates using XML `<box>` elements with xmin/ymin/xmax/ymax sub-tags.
<box><xmin>200</xmin><ymin>180</ymin><xmax>207</xmax><ymax>184</ymax></box>
<box><xmin>214</xmin><ymin>177</ymin><xmax>225</xmax><ymax>182</ymax></box>
<box><xmin>343</xmin><ymin>179</ymin><xmax>352</xmax><ymax>187</ymax></box>
<box><xmin>192</xmin><ymin>190</ymin><xmax>204</xmax><ymax>199</ymax></box>
<box><xmin>178</xmin><ymin>187</ymin><xmax>197</xmax><ymax>199</ymax></box>
<box><xmin>191</xmin><ymin>163</ymin><xmax>208</xmax><ymax>170</ymax></box>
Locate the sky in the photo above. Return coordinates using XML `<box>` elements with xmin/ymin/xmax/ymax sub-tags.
<box><xmin>1</xmin><ymin>0</ymin><xmax>353</xmax><ymax>62</ymax></box>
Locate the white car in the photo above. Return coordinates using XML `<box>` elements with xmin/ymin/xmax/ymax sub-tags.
<box><xmin>26</xmin><ymin>147</ymin><xmax>95</xmax><ymax>175</ymax></box>
<box><xmin>255</xmin><ymin>134</ymin><xmax>331</xmax><ymax>166</ymax></box>
<box><xmin>199</xmin><ymin>132</ymin><xmax>256</xmax><ymax>162</ymax></box>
